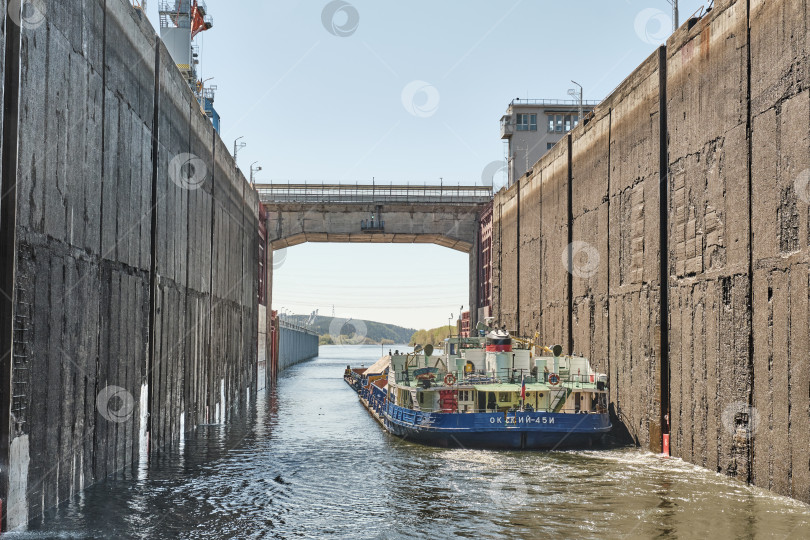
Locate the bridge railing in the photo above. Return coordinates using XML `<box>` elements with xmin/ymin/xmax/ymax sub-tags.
<box><xmin>255</xmin><ymin>183</ymin><xmax>493</xmax><ymax>205</ymax></box>
<box><xmin>278</xmin><ymin>318</ymin><xmax>319</xmax><ymax>336</ymax></box>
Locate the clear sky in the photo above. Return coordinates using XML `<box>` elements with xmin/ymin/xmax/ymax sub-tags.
<box><xmin>143</xmin><ymin>0</ymin><xmax>704</xmax><ymax>330</ymax></box>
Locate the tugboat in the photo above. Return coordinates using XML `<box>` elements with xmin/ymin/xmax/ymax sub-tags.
<box><xmin>346</xmin><ymin>322</ymin><xmax>611</xmax><ymax>450</ymax></box>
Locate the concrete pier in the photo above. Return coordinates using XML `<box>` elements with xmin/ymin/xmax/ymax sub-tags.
<box><xmin>490</xmin><ymin>0</ymin><xmax>810</xmax><ymax>503</ymax></box>
<box><xmin>278</xmin><ymin>321</ymin><xmax>319</xmax><ymax>372</ymax></box>
<box><xmin>0</xmin><ymin>0</ymin><xmax>258</xmax><ymax>527</ymax></box>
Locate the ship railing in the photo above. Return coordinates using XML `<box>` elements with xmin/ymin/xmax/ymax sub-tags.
<box><xmin>394</xmin><ymin>367</ymin><xmax>607</xmax><ymax>390</ymax></box>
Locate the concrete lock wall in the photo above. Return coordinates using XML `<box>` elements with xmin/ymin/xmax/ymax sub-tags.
<box><xmin>491</xmin><ymin>0</ymin><xmax>810</xmax><ymax>503</ymax></box>
<box><xmin>0</xmin><ymin>0</ymin><xmax>258</xmax><ymax>527</ymax></box>
<box><xmin>278</xmin><ymin>324</ymin><xmax>319</xmax><ymax>372</ymax></box>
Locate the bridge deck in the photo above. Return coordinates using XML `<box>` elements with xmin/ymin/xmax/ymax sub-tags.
<box><xmin>256</xmin><ymin>183</ymin><xmax>493</xmax><ymax>205</ymax></box>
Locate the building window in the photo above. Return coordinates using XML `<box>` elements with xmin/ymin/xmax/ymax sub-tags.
<box><xmin>547</xmin><ymin>115</ymin><xmax>554</xmax><ymax>132</ymax></box>
<box><xmin>565</xmin><ymin>115</ymin><xmax>572</xmax><ymax>132</ymax></box>
<box><xmin>555</xmin><ymin>114</ymin><xmax>563</xmax><ymax>132</ymax></box>
<box><xmin>547</xmin><ymin>142</ymin><xmax>554</xmax><ymax>150</ymax></box>
<box><xmin>517</xmin><ymin>113</ymin><xmax>537</xmax><ymax>131</ymax></box>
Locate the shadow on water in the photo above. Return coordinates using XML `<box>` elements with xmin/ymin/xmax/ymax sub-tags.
<box><xmin>11</xmin><ymin>345</ymin><xmax>810</xmax><ymax>539</ymax></box>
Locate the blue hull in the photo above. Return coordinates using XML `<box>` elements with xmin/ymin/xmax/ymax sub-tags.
<box><xmin>382</xmin><ymin>402</ymin><xmax>611</xmax><ymax>450</ymax></box>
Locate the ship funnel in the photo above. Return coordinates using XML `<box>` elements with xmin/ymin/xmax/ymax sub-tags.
<box><xmin>552</xmin><ymin>344</ymin><xmax>563</xmax><ymax>374</ymax></box>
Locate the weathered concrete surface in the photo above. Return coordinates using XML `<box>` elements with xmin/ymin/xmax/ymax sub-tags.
<box><xmin>0</xmin><ymin>0</ymin><xmax>258</xmax><ymax>526</ymax></box>
<box><xmin>490</xmin><ymin>0</ymin><xmax>810</xmax><ymax>503</ymax></box>
<box><xmin>493</xmin><ymin>141</ymin><xmax>569</xmax><ymax>345</ymax></box>
<box><xmin>666</xmin><ymin>0</ymin><xmax>752</xmax><ymax>480</ymax></box>
<box><xmin>749</xmin><ymin>0</ymin><xmax>810</xmax><ymax>501</ymax></box>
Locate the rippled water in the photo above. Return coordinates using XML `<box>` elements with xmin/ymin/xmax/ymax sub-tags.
<box><xmin>15</xmin><ymin>345</ymin><xmax>810</xmax><ymax>539</ymax></box>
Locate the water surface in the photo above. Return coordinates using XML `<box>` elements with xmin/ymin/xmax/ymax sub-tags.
<box><xmin>17</xmin><ymin>345</ymin><xmax>810</xmax><ymax>539</ymax></box>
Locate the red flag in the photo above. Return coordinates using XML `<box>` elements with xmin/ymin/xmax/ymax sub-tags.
<box><xmin>521</xmin><ymin>375</ymin><xmax>526</xmax><ymax>401</ymax></box>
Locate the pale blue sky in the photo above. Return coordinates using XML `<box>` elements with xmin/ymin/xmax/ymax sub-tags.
<box><xmin>144</xmin><ymin>0</ymin><xmax>703</xmax><ymax>329</ymax></box>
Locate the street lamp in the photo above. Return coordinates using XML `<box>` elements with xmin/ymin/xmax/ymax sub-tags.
<box><xmin>250</xmin><ymin>162</ymin><xmax>262</xmax><ymax>186</ymax></box>
<box><xmin>198</xmin><ymin>76</ymin><xmax>214</xmax><ymax>109</ymax></box>
<box><xmin>568</xmin><ymin>81</ymin><xmax>583</xmax><ymax>127</ymax></box>
<box><xmin>234</xmin><ymin>136</ymin><xmax>246</xmax><ymax>166</ymax></box>
<box><xmin>665</xmin><ymin>0</ymin><xmax>679</xmax><ymax>31</ymax></box>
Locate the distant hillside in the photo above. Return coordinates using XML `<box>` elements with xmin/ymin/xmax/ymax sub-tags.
<box><xmin>409</xmin><ymin>325</ymin><xmax>455</xmax><ymax>347</ymax></box>
<box><xmin>285</xmin><ymin>315</ymin><xmax>415</xmax><ymax>345</ymax></box>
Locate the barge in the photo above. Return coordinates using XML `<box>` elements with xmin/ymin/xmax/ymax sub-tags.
<box><xmin>345</xmin><ymin>324</ymin><xmax>611</xmax><ymax>450</ymax></box>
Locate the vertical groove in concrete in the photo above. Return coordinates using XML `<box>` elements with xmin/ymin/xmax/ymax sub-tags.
<box><xmin>744</xmin><ymin>0</ymin><xmax>755</xmax><ymax>485</ymax></box>
<box><xmin>493</xmin><ymin>198</ymin><xmax>503</xmax><ymax>320</ymax></box>
<box><xmin>515</xmin><ymin>175</ymin><xmax>520</xmax><ymax>334</ymax></box>
<box><xmin>566</xmin><ymin>134</ymin><xmax>573</xmax><ymax>354</ymax></box>
<box><xmin>658</xmin><ymin>45</ymin><xmax>671</xmax><ymax>440</ymax></box>
<box><xmin>0</xmin><ymin>0</ymin><xmax>21</xmax><ymax>524</ymax></box>
<box><xmin>239</xmin><ymin>159</ymin><xmax>246</xmax><ymax>413</ymax></box>
<box><xmin>91</xmin><ymin>0</ymin><xmax>109</xmax><ymax>481</ymax></box>
<box><xmin>605</xmin><ymin>109</ymin><xmax>612</xmax><ymax>412</ymax></box>
<box><xmin>207</xmin><ymin>127</ymin><xmax>216</xmax><ymax>422</ymax></box>
<box><xmin>146</xmin><ymin>41</ymin><xmax>161</xmax><ymax>445</ymax></box>
<box><xmin>181</xmin><ymin>99</ymin><xmax>193</xmax><ymax>434</ymax></box>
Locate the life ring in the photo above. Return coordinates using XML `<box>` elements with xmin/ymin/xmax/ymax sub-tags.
<box><xmin>444</xmin><ymin>373</ymin><xmax>457</xmax><ymax>386</ymax></box>
<box><xmin>548</xmin><ymin>373</ymin><xmax>560</xmax><ymax>386</ymax></box>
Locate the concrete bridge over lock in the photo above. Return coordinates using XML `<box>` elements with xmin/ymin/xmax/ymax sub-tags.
<box><xmin>256</xmin><ymin>183</ymin><xmax>493</xmax><ymax>327</ymax></box>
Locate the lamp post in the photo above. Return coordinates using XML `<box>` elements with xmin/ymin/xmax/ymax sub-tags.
<box><xmin>665</xmin><ymin>0</ymin><xmax>679</xmax><ymax>31</ymax></box>
<box><xmin>198</xmin><ymin>76</ymin><xmax>214</xmax><ymax>109</ymax></box>
<box><xmin>250</xmin><ymin>162</ymin><xmax>262</xmax><ymax>186</ymax></box>
<box><xmin>234</xmin><ymin>136</ymin><xmax>246</xmax><ymax>166</ymax></box>
<box><xmin>568</xmin><ymin>81</ymin><xmax>583</xmax><ymax>126</ymax></box>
